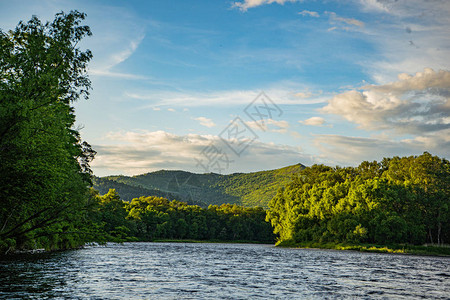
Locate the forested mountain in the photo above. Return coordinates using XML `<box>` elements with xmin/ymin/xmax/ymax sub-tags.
<box><xmin>93</xmin><ymin>164</ymin><xmax>305</xmax><ymax>208</ymax></box>
<box><xmin>93</xmin><ymin>177</ymin><xmax>182</xmax><ymax>203</ymax></box>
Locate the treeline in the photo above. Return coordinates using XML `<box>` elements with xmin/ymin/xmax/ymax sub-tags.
<box><xmin>267</xmin><ymin>153</ymin><xmax>450</xmax><ymax>246</ymax></box>
<box><xmin>90</xmin><ymin>189</ymin><xmax>275</xmax><ymax>243</ymax></box>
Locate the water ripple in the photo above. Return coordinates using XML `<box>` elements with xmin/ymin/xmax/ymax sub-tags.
<box><xmin>1</xmin><ymin>242</ymin><xmax>449</xmax><ymax>299</ymax></box>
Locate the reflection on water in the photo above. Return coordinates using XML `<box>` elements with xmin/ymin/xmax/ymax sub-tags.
<box><xmin>1</xmin><ymin>242</ymin><xmax>449</xmax><ymax>299</ymax></box>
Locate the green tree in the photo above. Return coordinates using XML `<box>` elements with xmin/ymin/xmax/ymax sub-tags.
<box><xmin>0</xmin><ymin>11</ymin><xmax>95</xmax><ymax>252</ymax></box>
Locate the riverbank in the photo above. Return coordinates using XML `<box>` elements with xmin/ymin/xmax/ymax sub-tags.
<box><xmin>151</xmin><ymin>239</ymin><xmax>272</xmax><ymax>244</ymax></box>
<box><xmin>276</xmin><ymin>241</ymin><xmax>450</xmax><ymax>256</ymax></box>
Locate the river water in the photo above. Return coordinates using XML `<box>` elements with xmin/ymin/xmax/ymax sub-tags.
<box><xmin>1</xmin><ymin>242</ymin><xmax>449</xmax><ymax>299</ymax></box>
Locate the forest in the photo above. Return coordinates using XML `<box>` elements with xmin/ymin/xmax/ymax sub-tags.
<box><xmin>89</xmin><ymin>189</ymin><xmax>274</xmax><ymax>243</ymax></box>
<box><xmin>266</xmin><ymin>153</ymin><xmax>450</xmax><ymax>248</ymax></box>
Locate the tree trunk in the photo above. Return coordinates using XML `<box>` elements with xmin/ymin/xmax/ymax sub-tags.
<box><xmin>437</xmin><ymin>222</ymin><xmax>441</xmax><ymax>246</ymax></box>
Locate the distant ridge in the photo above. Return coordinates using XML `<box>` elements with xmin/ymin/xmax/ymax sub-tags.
<box><xmin>93</xmin><ymin>163</ymin><xmax>306</xmax><ymax>208</ymax></box>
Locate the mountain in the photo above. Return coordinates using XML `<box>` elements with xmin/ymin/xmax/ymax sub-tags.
<box><xmin>92</xmin><ymin>177</ymin><xmax>182</xmax><ymax>203</ymax></box>
<box><xmin>93</xmin><ymin>163</ymin><xmax>305</xmax><ymax>208</ymax></box>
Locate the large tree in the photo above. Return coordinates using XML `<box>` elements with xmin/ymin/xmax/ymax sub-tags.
<box><xmin>0</xmin><ymin>11</ymin><xmax>96</xmax><ymax>252</ymax></box>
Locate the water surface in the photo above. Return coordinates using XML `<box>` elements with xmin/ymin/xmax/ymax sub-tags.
<box><xmin>1</xmin><ymin>242</ymin><xmax>449</xmax><ymax>299</ymax></box>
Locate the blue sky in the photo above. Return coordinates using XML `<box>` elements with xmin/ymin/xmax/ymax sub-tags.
<box><xmin>1</xmin><ymin>0</ymin><xmax>449</xmax><ymax>176</ymax></box>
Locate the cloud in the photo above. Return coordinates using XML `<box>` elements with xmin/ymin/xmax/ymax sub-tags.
<box><xmin>91</xmin><ymin>130</ymin><xmax>313</xmax><ymax>176</ymax></box>
<box><xmin>294</xmin><ymin>91</ymin><xmax>312</xmax><ymax>98</ymax></box>
<box><xmin>126</xmin><ymin>87</ymin><xmax>328</xmax><ymax>108</ymax></box>
<box><xmin>314</xmin><ymin>131</ymin><xmax>450</xmax><ymax>166</ymax></box>
<box><xmin>194</xmin><ymin>117</ymin><xmax>216</xmax><ymax>128</ymax></box>
<box><xmin>246</xmin><ymin>119</ymin><xmax>290</xmax><ymax>133</ymax></box>
<box><xmin>358</xmin><ymin>0</ymin><xmax>391</xmax><ymax>13</ymax></box>
<box><xmin>367</xmin><ymin>68</ymin><xmax>450</xmax><ymax>93</ymax></box>
<box><xmin>89</xmin><ymin>69</ymin><xmax>149</xmax><ymax>80</ymax></box>
<box><xmin>358</xmin><ymin>0</ymin><xmax>450</xmax><ymax>21</ymax></box>
<box><xmin>89</xmin><ymin>34</ymin><xmax>147</xmax><ymax>80</ymax></box>
<box><xmin>232</xmin><ymin>0</ymin><xmax>300</xmax><ymax>12</ymax></box>
<box><xmin>327</xmin><ymin>11</ymin><xmax>365</xmax><ymax>29</ymax></box>
<box><xmin>290</xmin><ymin>131</ymin><xmax>302</xmax><ymax>139</ymax></box>
<box><xmin>321</xmin><ymin>68</ymin><xmax>450</xmax><ymax>135</ymax></box>
<box><xmin>299</xmin><ymin>117</ymin><xmax>325</xmax><ymax>126</ymax></box>
<box><xmin>355</xmin><ymin>0</ymin><xmax>450</xmax><ymax>82</ymax></box>
<box><xmin>298</xmin><ymin>10</ymin><xmax>319</xmax><ymax>17</ymax></box>
<box><xmin>316</xmin><ymin>68</ymin><xmax>450</xmax><ymax>165</ymax></box>
<box><xmin>109</xmin><ymin>34</ymin><xmax>145</xmax><ymax>67</ymax></box>
<box><xmin>168</xmin><ymin>108</ymin><xmax>176</xmax><ymax>112</ymax></box>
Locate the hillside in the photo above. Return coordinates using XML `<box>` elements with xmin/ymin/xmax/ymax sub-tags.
<box><xmin>92</xmin><ymin>177</ymin><xmax>183</xmax><ymax>203</ymax></box>
<box><xmin>93</xmin><ymin>163</ymin><xmax>305</xmax><ymax>208</ymax></box>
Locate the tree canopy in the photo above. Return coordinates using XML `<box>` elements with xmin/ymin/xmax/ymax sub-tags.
<box><xmin>266</xmin><ymin>152</ymin><xmax>450</xmax><ymax>246</ymax></box>
<box><xmin>88</xmin><ymin>189</ymin><xmax>275</xmax><ymax>243</ymax></box>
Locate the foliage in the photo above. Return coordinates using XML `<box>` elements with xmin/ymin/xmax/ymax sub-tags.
<box><xmin>266</xmin><ymin>153</ymin><xmax>450</xmax><ymax>246</ymax></box>
<box><xmin>0</xmin><ymin>12</ymin><xmax>96</xmax><ymax>253</ymax></box>
<box><xmin>87</xmin><ymin>189</ymin><xmax>275</xmax><ymax>243</ymax></box>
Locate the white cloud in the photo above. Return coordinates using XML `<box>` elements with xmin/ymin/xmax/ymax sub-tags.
<box><xmin>314</xmin><ymin>68</ymin><xmax>450</xmax><ymax>165</ymax></box>
<box><xmin>125</xmin><ymin>87</ymin><xmax>328</xmax><ymax>108</ymax></box>
<box><xmin>358</xmin><ymin>0</ymin><xmax>390</xmax><ymax>13</ymax></box>
<box><xmin>314</xmin><ymin>131</ymin><xmax>450</xmax><ymax>166</ymax></box>
<box><xmin>298</xmin><ymin>10</ymin><xmax>319</xmax><ymax>17</ymax></box>
<box><xmin>327</xmin><ymin>11</ymin><xmax>364</xmax><ymax>29</ymax></box>
<box><xmin>290</xmin><ymin>131</ymin><xmax>302</xmax><ymax>139</ymax></box>
<box><xmin>91</xmin><ymin>130</ymin><xmax>313</xmax><ymax>176</ymax></box>
<box><xmin>355</xmin><ymin>0</ymin><xmax>450</xmax><ymax>82</ymax></box>
<box><xmin>294</xmin><ymin>91</ymin><xmax>312</xmax><ymax>98</ymax></box>
<box><xmin>233</xmin><ymin>0</ymin><xmax>301</xmax><ymax>11</ymax></box>
<box><xmin>89</xmin><ymin>69</ymin><xmax>149</xmax><ymax>80</ymax></box>
<box><xmin>299</xmin><ymin>117</ymin><xmax>325</xmax><ymax>126</ymax></box>
<box><xmin>194</xmin><ymin>117</ymin><xmax>216</xmax><ymax>128</ymax></box>
<box><xmin>168</xmin><ymin>108</ymin><xmax>176</xmax><ymax>112</ymax></box>
<box><xmin>246</xmin><ymin>119</ymin><xmax>290</xmax><ymax>133</ymax></box>
<box><xmin>321</xmin><ymin>68</ymin><xmax>450</xmax><ymax>135</ymax></box>
<box><xmin>89</xmin><ymin>34</ymin><xmax>147</xmax><ymax>80</ymax></box>
<box><xmin>367</xmin><ymin>68</ymin><xmax>450</xmax><ymax>93</ymax></box>
<box><xmin>358</xmin><ymin>0</ymin><xmax>450</xmax><ymax>21</ymax></box>
<box><xmin>109</xmin><ymin>34</ymin><xmax>145</xmax><ymax>67</ymax></box>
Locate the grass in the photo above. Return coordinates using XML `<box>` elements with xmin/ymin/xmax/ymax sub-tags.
<box><xmin>276</xmin><ymin>240</ymin><xmax>450</xmax><ymax>256</ymax></box>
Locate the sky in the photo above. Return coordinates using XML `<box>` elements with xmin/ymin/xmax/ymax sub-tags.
<box><xmin>1</xmin><ymin>0</ymin><xmax>449</xmax><ymax>176</ymax></box>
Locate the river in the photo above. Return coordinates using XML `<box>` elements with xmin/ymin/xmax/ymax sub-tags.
<box><xmin>1</xmin><ymin>242</ymin><xmax>449</xmax><ymax>299</ymax></box>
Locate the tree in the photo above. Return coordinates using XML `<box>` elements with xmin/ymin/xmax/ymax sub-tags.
<box><xmin>0</xmin><ymin>11</ymin><xmax>95</xmax><ymax>252</ymax></box>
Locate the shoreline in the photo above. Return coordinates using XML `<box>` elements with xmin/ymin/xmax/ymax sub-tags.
<box><xmin>3</xmin><ymin>240</ymin><xmax>449</xmax><ymax>257</ymax></box>
<box><xmin>275</xmin><ymin>241</ymin><xmax>450</xmax><ymax>257</ymax></box>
